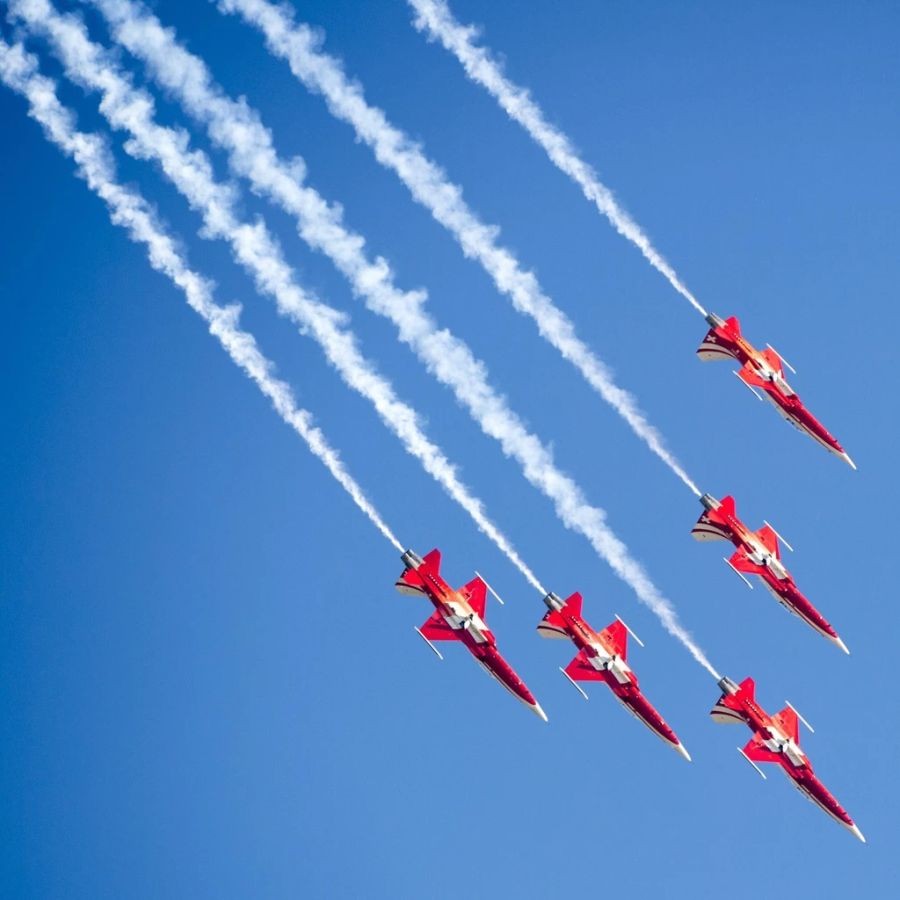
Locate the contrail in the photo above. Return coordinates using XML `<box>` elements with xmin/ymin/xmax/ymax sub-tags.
<box><xmin>407</xmin><ymin>0</ymin><xmax>708</xmax><ymax>318</ymax></box>
<box><xmin>10</xmin><ymin>0</ymin><xmax>545</xmax><ymax>594</ymax></box>
<box><xmin>0</xmin><ymin>37</ymin><xmax>404</xmax><ymax>552</ymax></box>
<box><xmin>90</xmin><ymin>0</ymin><xmax>718</xmax><ymax>674</ymax></box>
<box><xmin>216</xmin><ymin>0</ymin><xmax>702</xmax><ymax>497</ymax></box>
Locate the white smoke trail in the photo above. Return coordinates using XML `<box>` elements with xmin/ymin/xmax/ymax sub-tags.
<box><xmin>0</xmin><ymin>37</ymin><xmax>404</xmax><ymax>552</ymax></box>
<box><xmin>216</xmin><ymin>0</ymin><xmax>701</xmax><ymax>497</ymax></box>
<box><xmin>407</xmin><ymin>0</ymin><xmax>708</xmax><ymax>318</ymax></box>
<box><xmin>90</xmin><ymin>0</ymin><xmax>716</xmax><ymax>673</ymax></box>
<box><xmin>10</xmin><ymin>0</ymin><xmax>545</xmax><ymax>594</ymax></box>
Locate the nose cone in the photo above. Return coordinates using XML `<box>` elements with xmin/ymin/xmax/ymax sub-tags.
<box><xmin>848</xmin><ymin>823</ymin><xmax>866</xmax><ymax>844</ymax></box>
<box><xmin>674</xmin><ymin>741</ymin><xmax>692</xmax><ymax>762</ymax></box>
<box><xmin>839</xmin><ymin>451</ymin><xmax>857</xmax><ymax>471</ymax></box>
<box><xmin>831</xmin><ymin>635</ymin><xmax>851</xmax><ymax>655</ymax></box>
<box><xmin>530</xmin><ymin>701</ymin><xmax>549</xmax><ymax>723</ymax></box>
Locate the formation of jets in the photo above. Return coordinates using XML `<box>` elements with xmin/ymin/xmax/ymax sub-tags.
<box><xmin>388</xmin><ymin>316</ymin><xmax>860</xmax><ymax>841</ymax></box>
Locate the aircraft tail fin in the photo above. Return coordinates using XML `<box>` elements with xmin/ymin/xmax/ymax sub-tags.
<box><xmin>537</xmin><ymin>591</ymin><xmax>583</xmax><ymax>639</ymax></box>
<box><xmin>395</xmin><ymin>547</ymin><xmax>441</xmax><ymax>597</ymax></box>
<box><xmin>710</xmin><ymin>676</ymin><xmax>756</xmax><ymax>724</ymax></box>
<box><xmin>697</xmin><ymin>316</ymin><xmax>741</xmax><ymax>362</ymax></box>
<box><xmin>691</xmin><ymin>494</ymin><xmax>737</xmax><ymax>542</ymax></box>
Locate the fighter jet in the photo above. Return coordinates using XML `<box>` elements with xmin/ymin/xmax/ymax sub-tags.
<box><xmin>711</xmin><ymin>675</ymin><xmax>864</xmax><ymax>842</ymax></box>
<box><xmin>537</xmin><ymin>591</ymin><xmax>690</xmax><ymax>759</ymax></box>
<box><xmin>692</xmin><ymin>493</ymin><xmax>847</xmax><ymax>653</ymax></box>
<box><xmin>396</xmin><ymin>549</ymin><xmax>547</xmax><ymax>720</ymax></box>
<box><xmin>698</xmin><ymin>313</ymin><xmax>855</xmax><ymax>468</ymax></box>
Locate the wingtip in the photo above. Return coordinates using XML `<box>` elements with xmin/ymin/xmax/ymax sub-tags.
<box><xmin>849</xmin><ymin>823</ymin><xmax>866</xmax><ymax>843</ymax></box>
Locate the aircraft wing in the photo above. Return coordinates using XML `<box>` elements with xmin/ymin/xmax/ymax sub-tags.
<box><xmin>564</xmin><ymin>649</ymin><xmax>606</xmax><ymax>682</ymax></box>
<box><xmin>755</xmin><ymin>525</ymin><xmax>781</xmax><ymax>558</ymax></box>
<box><xmin>419</xmin><ymin>610</ymin><xmax>457</xmax><ymax>641</ymax></box>
<box><xmin>760</xmin><ymin>347</ymin><xmax>786</xmax><ymax>378</ymax></box>
<box><xmin>459</xmin><ymin>575</ymin><xmax>487</xmax><ymax>618</ymax></box>
<box><xmin>729</xmin><ymin>547</ymin><xmax>767</xmax><ymax>577</ymax></box>
<box><xmin>598</xmin><ymin>620</ymin><xmax>628</xmax><ymax>659</ymax></box>
<box><xmin>773</xmin><ymin>706</ymin><xmax>801</xmax><ymax>743</ymax></box>
<box><xmin>737</xmin><ymin>361</ymin><xmax>770</xmax><ymax>390</ymax></box>
<box><xmin>742</xmin><ymin>735</ymin><xmax>782</xmax><ymax>766</ymax></box>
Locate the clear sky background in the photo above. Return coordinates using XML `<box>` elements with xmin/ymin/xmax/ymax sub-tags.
<box><xmin>1</xmin><ymin>1</ymin><xmax>898</xmax><ymax>896</ymax></box>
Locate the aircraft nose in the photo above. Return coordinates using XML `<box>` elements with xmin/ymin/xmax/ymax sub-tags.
<box><xmin>674</xmin><ymin>742</ymin><xmax>692</xmax><ymax>762</ymax></box>
<box><xmin>839</xmin><ymin>451</ymin><xmax>857</xmax><ymax>471</ymax></box>
<box><xmin>831</xmin><ymin>635</ymin><xmax>850</xmax><ymax>655</ymax></box>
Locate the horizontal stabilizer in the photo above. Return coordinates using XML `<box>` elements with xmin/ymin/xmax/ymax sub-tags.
<box><xmin>537</xmin><ymin>591</ymin><xmax>582</xmax><ymax>639</ymax></box>
<box><xmin>396</xmin><ymin>547</ymin><xmax>442</xmax><ymax>596</ymax></box>
<box><xmin>395</xmin><ymin>568</ymin><xmax>426</xmax><ymax>597</ymax></box>
<box><xmin>422</xmin><ymin>548</ymin><xmax>442</xmax><ymax>573</ymax></box>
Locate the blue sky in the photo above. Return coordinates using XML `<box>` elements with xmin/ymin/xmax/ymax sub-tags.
<box><xmin>1</xmin><ymin>0</ymin><xmax>898</xmax><ymax>896</ymax></box>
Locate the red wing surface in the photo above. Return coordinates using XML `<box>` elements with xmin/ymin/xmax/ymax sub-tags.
<box><xmin>773</xmin><ymin>707</ymin><xmax>801</xmax><ymax>743</ymax></box>
<box><xmin>419</xmin><ymin>611</ymin><xmax>457</xmax><ymax>642</ymax></box>
<box><xmin>760</xmin><ymin>348</ymin><xmax>786</xmax><ymax>378</ymax></box>
<box><xmin>460</xmin><ymin>576</ymin><xmax>487</xmax><ymax>619</ymax></box>
<box><xmin>755</xmin><ymin>525</ymin><xmax>781</xmax><ymax>559</ymax></box>
<box><xmin>564</xmin><ymin>650</ymin><xmax>605</xmax><ymax>682</ymax></box>
<box><xmin>743</xmin><ymin>736</ymin><xmax>782</xmax><ymax>766</ymax></box>
<box><xmin>729</xmin><ymin>548</ymin><xmax>766</xmax><ymax>577</ymax></box>
<box><xmin>738</xmin><ymin>362</ymin><xmax>769</xmax><ymax>390</ymax></box>
<box><xmin>598</xmin><ymin>621</ymin><xmax>628</xmax><ymax>660</ymax></box>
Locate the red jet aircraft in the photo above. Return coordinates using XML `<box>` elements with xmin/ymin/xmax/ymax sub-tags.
<box><xmin>692</xmin><ymin>493</ymin><xmax>848</xmax><ymax>653</ymax></box>
<box><xmin>537</xmin><ymin>591</ymin><xmax>690</xmax><ymax>759</ymax></box>
<box><xmin>396</xmin><ymin>549</ymin><xmax>547</xmax><ymax>720</ymax></box>
<box><xmin>698</xmin><ymin>313</ymin><xmax>855</xmax><ymax>468</ymax></box>
<box><xmin>712</xmin><ymin>676</ymin><xmax>864</xmax><ymax>842</ymax></box>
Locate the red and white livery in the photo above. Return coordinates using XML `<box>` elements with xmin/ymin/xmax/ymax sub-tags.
<box><xmin>396</xmin><ymin>548</ymin><xmax>547</xmax><ymax>720</ymax></box>
<box><xmin>698</xmin><ymin>313</ymin><xmax>855</xmax><ymax>468</ymax></box>
<box><xmin>712</xmin><ymin>675</ymin><xmax>864</xmax><ymax>842</ymax></box>
<box><xmin>692</xmin><ymin>493</ymin><xmax>848</xmax><ymax>653</ymax></box>
<box><xmin>537</xmin><ymin>591</ymin><xmax>690</xmax><ymax>759</ymax></box>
